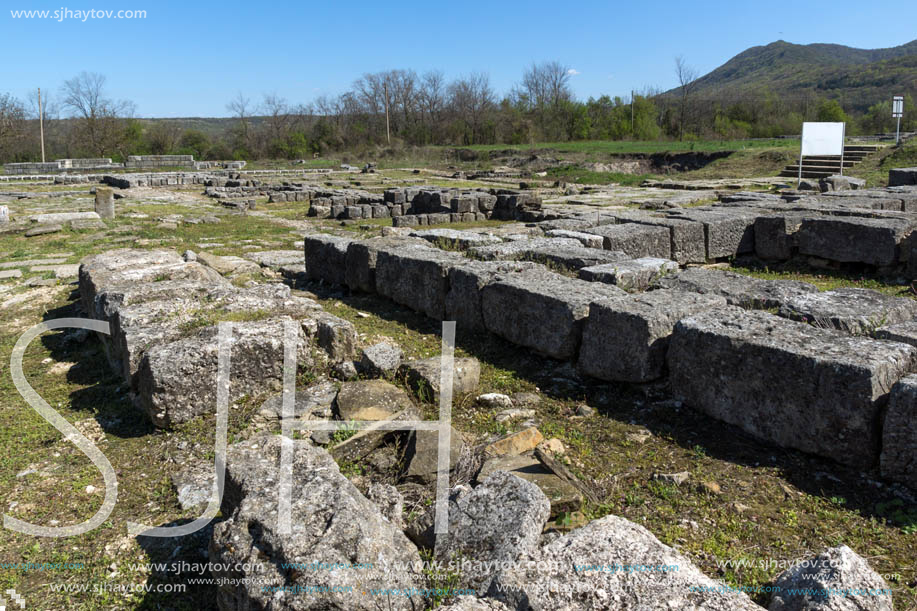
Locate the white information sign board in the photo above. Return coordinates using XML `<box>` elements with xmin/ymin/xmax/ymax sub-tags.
<box><xmin>801</xmin><ymin>122</ymin><xmax>846</xmax><ymax>156</ymax></box>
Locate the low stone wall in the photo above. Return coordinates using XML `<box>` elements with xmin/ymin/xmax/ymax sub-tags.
<box><xmin>124</xmin><ymin>154</ymin><xmax>195</xmax><ymax>169</ymax></box>
<box><xmin>102</xmin><ymin>172</ymin><xmax>212</xmax><ymax>188</ymax></box>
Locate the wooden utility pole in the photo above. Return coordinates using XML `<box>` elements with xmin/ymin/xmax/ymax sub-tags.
<box><xmin>631</xmin><ymin>90</ymin><xmax>635</xmax><ymax>135</ymax></box>
<box><xmin>38</xmin><ymin>87</ymin><xmax>46</xmax><ymax>162</ymax></box>
<box><xmin>384</xmin><ymin>82</ymin><xmax>391</xmax><ymax>145</ymax></box>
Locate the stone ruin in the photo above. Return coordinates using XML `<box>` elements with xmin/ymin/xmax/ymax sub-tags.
<box><xmin>59</xmin><ymin>168</ymin><xmax>917</xmax><ymax>610</ymax></box>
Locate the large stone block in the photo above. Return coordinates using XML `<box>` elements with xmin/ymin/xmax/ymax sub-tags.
<box><xmin>888</xmin><ymin>168</ymin><xmax>917</xmax><ymax>187</ymax></box>
<box><xmin>580</xmin><ymin>291</ymin><xmax>727</xmax><ymax>383</ymax></box>
<box><xmin>211</xmin><ymin>435</ymin><xmax>424</xmax><ymax>611</ymax></box>
<box><xmin>490</xmin><ymin>515</ymin><xmax>760</xmax><ymax>611</ymax></box>
<box><xmin>375</xmin><ymin>244</ymin><xmax>466</xmax><ymax>319</ymax></box>
<box><xmin>410</xmin><ymin>228</ymin><xmax>502</xmax><ymax>250</ymax></box>
<box><xmin>584</xmin><ymin>223</ymin><xmax>670</xmax><ymax>258</ymax></box>
<box><xmin>668</xmin><ymin>208</ymin><xmax>757</xmax><ymax>259</ymax></box>
<box><xmin>136</xmin><ymin>317</ymin><xmax>311</xmax><ymax>428</ymax></box>
<box><xmin>616</xmin><ymin>214</ymin><xmax>707</xmax><ymax>264</ymax></box>
<box><xmin>652</xmin><ymin>267</ymin><xmax>817</xmax><ymax>310</ymax></box>
<box><xmin>880</xmin><ymin>375</ymin><xmax>917</xmax><ymax>489</ymax></box>
<box><xmin>303</xmin><ymin>233</ymin><xmax>352</xmax><ymax>285</ymax></box>
<box><xmin>778</xmin><ymin>288</ymin><xmax>917</xmax><ymax>335</ymax></box>
<box><xmin>481</xmin><ymin>267</ymin><xmax>626</xmax><ymax>359</ymax></box>
<box><xmin>754</xmin><ymin>214</ymin><xmax>805</xmax><ymax>260</ymax></box>
<box><xmin>344</xmin><ymin>236</ymin><xmax>428</xmax><ymax>293</ymax></box>
<box><xmin>668</xmin><ymin>307</ymin><xmax>915</xmax><ymax>468</ymax></box>
<box><xmin>469</xmin><ymin>237</ymin><xmax>582</xmax><ymax>261</ymax></box>
<box><xmin>445</xmin><ymin>261</ymin><xmax>541</xmax><ymax>333</ymax></box>
<box><xmin>796</xmin><ymin>216</ymin><xmax>916</xmax><ymax>267</ymax></box>
<box><xmin>579</xmin><ymin>257</ymin><xmax>679</xmax><ymax>292</ymax></box>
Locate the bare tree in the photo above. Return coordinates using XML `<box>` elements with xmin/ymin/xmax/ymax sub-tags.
<box><xmin>450</xmin><ymin>72</ymin><xmax>495</xmax><ymax>144</ymax></box>
<box><xmin>147</xmin><ymin>121</ymin><xmax>183</xmax><ymax>154</ymax></box>
<box><xmin>674</xmin><ymin>56</ymin><xmax>699</xmax><ymax>140</ymax></box>
<box><xmin>226</xmin><ymin>91</ymin><xmax>252</xmax><ymax>152</ymax></box>
<box><xmin>61</xmin><ymin>72</ymin><xmax>133</xmax><ymax>156</ymax></box>
<box><xmin>0</xmin><ymin>93</ymin><xmax>27</xmax><ymax>162</ymax></box>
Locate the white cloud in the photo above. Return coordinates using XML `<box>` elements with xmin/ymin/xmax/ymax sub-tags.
<box><xmin>567</xmin><ymin>68</ymin><xmax>580</xmax><ymax>76</ymax></box>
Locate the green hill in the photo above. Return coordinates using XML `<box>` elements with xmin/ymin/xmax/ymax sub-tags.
<box><xmin>674</xmin><ymin>39</ymin><xmax>917</xmax><ymax>111</ymax></box>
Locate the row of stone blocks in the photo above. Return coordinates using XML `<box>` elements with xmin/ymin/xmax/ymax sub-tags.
<box><xmin>103</xmin><ymin>172</ymin><xmax>212</xmax><ymax>189</ymax></box>
<box><xmin>303</xmin><ymin>233</ymin><xmax>917</xmax><ymax>489</ymax></box>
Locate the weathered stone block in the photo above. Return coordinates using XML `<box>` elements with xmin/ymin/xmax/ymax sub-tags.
<box><xmin>375</xmin><ymin>244</ymin><xmax>465</xmax><ymax>319</ymax></box>
<box><xmin>617</xmin><ymin>214</ymin><xmax>707</xmax><ymax>264</ymax></box>
<box><xmin>481</xmin><ymin>267</ymin><xmax>627</xmax><ymax>359</ymax></box>
<box><xmin>584</xmin><ymin>223</ymin><xmax>670</xmax><ymax>258</ymax></box>
<box><xmin>668</xmin><ymin>307</ymin><xmax>915</xmax><ymax>468</ymax></box>
<box><xmin>874</xmin><ymin>320</ymin><xmax>917</xmax><ymax>348</ymax></box>
<box><xmin>579</xmin><ymin>291</ymin><xmax>726</xmax><ymax>383</ymax></box>
<box><xmin>344</xmin><ymin>236</ymin><xmax>428</xmax><ymax>293</ymax></box>
<box><xmin>754</xmin><ymin>214</ymin><xmax>805</xmax><ymax>260</ymax></box>
<box><xmin>880</xmin><ymin>375</ymin><xmax>917</xmax><ymax>489</ymax></box>
<box><xmin>778</xmin><ymin>288</ymin><xmax>917</xmax><ymax>335</ymax></box>
<box><xmin>579</xmin><ymin>257</ymin><xmax>679</xmax><ymax>292</ymax></box>
<box><xmin>445</xmin><ymin>261</ymin><xmax>541</xmax><ymax>333</ymax></box>
<box><xmin>889</xmin><ymin>167</ymin><xmax>917</xmax><ymax>187</ymax></box>
<box><xmin>136</xmin><ymin>318</ymin><xmax>311</xmax><ymax>428</ymax></box>
<box><xmin>668</xmin><ymin>208</ymin><xmax>757</xmax><ymax>259</ymax></box>
<box><xmin>544</xmin><ymin>229</ymin><xmax>604</xmax><ymax>248</ymax></box>
<box><xmin>303</xmin><ymin>233</ymin><xmax>352</xmax><ymax>285</ymax></box>
<box><xmin>652</xmin><ymin>267</ymin><xmax>817</xmax><ymax>309</ymax></box>
<box><xmin>796</xmin><ymin>216</ymin><xmax>916</xmax><ymax>266</ymax></box>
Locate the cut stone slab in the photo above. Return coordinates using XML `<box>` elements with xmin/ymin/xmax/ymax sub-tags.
<box><xmin>579</xmin><ymin>291</ymin><xmax>727</xmax><ymax>383</ymax></box>
<box><xmin>30</xmin><ymin>264</ymin><xmax>80</xmax><ymax>278</ymax></box>
<box><xmin>544</xmin><ymin>229</ymin><xmax>603</xmax><ymax>248</ymax></box>
<box><xmin>778</xmin><ymin>288</ymin><xmax>917</xmax><ymax>336</ymax></box>
<box><xmin>469</xmin><ymin>237</ymin><xmax>582</xmax><ymax>261</ymax></box>
<box><xmin>344</xmin><ymin>236</ymin><xmax>429</xmax><ymax>293</ymax></box>
<box><xmin>484</xmin><ymin>427</ymin><xmax>544</xmax><ymax>457</ymax></box>
<box><xmin>874</xmin><ymin>320</ymin><xmax>917</xmax><ymax>348</ymax></box>
<box><xmin>196</xmin><ymin>251</ymin><xmax>261</xmax><ymax>276</ymax></box>
<box><xmin>71</xmin><ymin>218</ymin><xmax>106</xmax><ymax>230</ymax></box>
<box><xmin>754</xmin><ymin>214</ymin><xmax>806</xmax><ymax>260</ymax></box>
<box><xmin>30</xmin><ymin>211</ymin><xmax>100</xmax><ymax>224</ymax></box>
<box><xmin>652</xmin><ymin>267</ymin><xmax>817</xmax><ymax>310</ymax></box>
<box><xmin>445</xmin><ymin>260</ymin><xmax>541</xmax><ymax>333</ymax></box>
<box><xmin>889</xmin><ymin>167</ymin><xmax>917</xmax><ymax>187</ymax></box>
<box><xmin>330</xmin><ymin>407</ymin><xmax>420</xmax><ymax>463</ymax></box>
<box><xmin>25</xmin><ymin>224</ymin><xmax>62</xmax><ymax>237</ymax></box>
<box><xmin>402</xmin><ymin>427</ymin><xmax>465</xmax><ymax>484</ymax></box>
<box><xmin>308</xmin><ymin>312</ymin><xmax>358</xmax><ymax>362</ymax></box>
<box><xmin>769</xmin><ymin>545</ymin><xmax>893</xmax><ymax>611</ymax></box>
<box><xmin>242</xmin><ymin>250</ymin><xmax>303</xmax><ymax>268</ymax></box>
<box><xmin>584</xmin><ymin>223</ymin><xmax>670</xmax><ymax>258</ymax></box>
<box><xmin>668</xmin><ymin>307</ymin><xmax>916</xmax><ymax>468</ymax></box>
<box><xmin>796</xmin><ymin>216</ymin><xmax>916</xmax><ymax>267</ymax></box>
<box><xmin>135</xmin><ymin>317</ymin><xmax>311</xmax><ymax>428</ymax></box>
<box><xmin>375</xmin><ymin>243</ymin><xmax>466</xmax><ymax>319</ymax></box>
<box><xmin>478</xmin><ymin>454</ymin><xmax>582</xmax><ymax>517</ymax></box>
<box><xmin>335</xmin><ymin>379</ymin><xmax>413</xmax><ymax>421</ymax></box>
<box><xmin>303</xmin><ymin>233</ymin><xmax>352</xmax><ymax>285</ymax></box>
<box><xmin>400</xmin><ymin>356</ymin><xmax>481</xmax><ymax>401</ymax></box>
<box><xmin>579</xmin><ymin>258</ymin><xmax>679</xmax><ymax>292</ymax></box>
<box><xmin>490</xmin><ymin>514</ymin><xmax>760</xmax><ymax>611</ymax></box>
<box><xmin>481</xmin><ymin>267</ymin><xmax>627</xmax><ymax>359</ymax></box>
<box><xmin>435</xmin><ymin>471</ymin><xmax>550</xmax><ymax>592</ymax></box>
<box><xmin>211</xmin><ymin>435</ymin><xmax>424</xmax><ymax>611</ymax></box>
<box><xmin>0</xmin><ymin>270</ymin><xmax>22</xmax><ymax>279</ymax></box>
<box><xmin>0</xmin><ymin>258</ymin><xmax>67</xmax><ymax>269</ymax></box>
<box><xmin>616</xmin><ymin>213</ymin><xmax>707</xmax><ymax>264</ymax></box>
<box><xmin>518</xmin><ymin>243</ymin><xmax>629</xmax><ymax>271</ymax></box>
<box><xmin>359</xmin><ymin>341</ymin><xmax>403</xmax><ymax>377</ymax></box>
<box><xmin>170</xmin><ymin>462</ymin><xmax>213</xmax><ymax>512</ymax></box>
<box><xmin>258</xmin><ymin>378</ymin><xmax>338</xmax><ymax>420</ymax></box>
<box><xmin>668</xmin><ymin>208</ymin><xmax>758</xmax><ymax>259</ymax></box>
<box><xmin>880</xmin><ymin>375</ymin><xmax>917</xmax><ymax>489</ymax></box>
<box><xmin>410</xmin><ymin>228</ymin><xmax>502</xmax><ymax>250</ymax></box>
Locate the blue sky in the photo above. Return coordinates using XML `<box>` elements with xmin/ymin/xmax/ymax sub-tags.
<box><xmin>3</xmin><ymin>0</ymin><xmax>915</xmax><ymax>117</ymax></box>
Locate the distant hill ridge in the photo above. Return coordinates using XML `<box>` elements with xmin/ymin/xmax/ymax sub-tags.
<box><xmin>669</xmin><ymin>39</ymin><xmax>917</xmax><ymax>111</ymax></box>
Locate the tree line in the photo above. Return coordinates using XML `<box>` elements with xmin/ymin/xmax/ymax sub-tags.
<box><xmin>1</xmin><ymin>63</ymin><xmax>915</xmax><ymax>165</ymax></box>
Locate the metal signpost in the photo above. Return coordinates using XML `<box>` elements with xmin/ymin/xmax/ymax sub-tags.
<box><xmin>893</xmin><ymin>96</ymin><xmax>904</xmax><ymax>145</ymax></box>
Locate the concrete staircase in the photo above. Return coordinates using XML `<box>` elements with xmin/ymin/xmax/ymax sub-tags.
<box><xmin>779</xmin><ymin>145</ymin><xmax>879</xmax><ymax>179</ymax></box>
